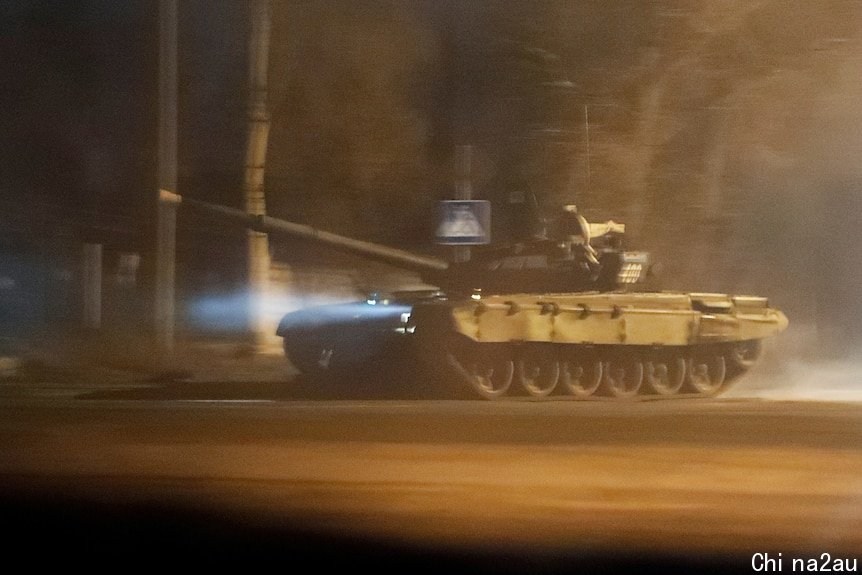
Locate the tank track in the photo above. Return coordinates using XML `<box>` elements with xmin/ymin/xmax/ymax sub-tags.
<box><xmin>443</xmin><ymin>339</ymin><xmax>762</xmax><ymax>400</ymax></box>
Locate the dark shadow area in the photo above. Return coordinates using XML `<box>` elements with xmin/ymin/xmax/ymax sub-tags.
<box><xmin>0</xmin><ymin>479</ymin><xmax>749</xmax><ymax>574</ymax></box>
<box><xmin>75</xmin><ymin>375</ymin><xmax>730</xmax><ymax>402</ymax></box>
<box><xmin>76</xmin><ymin>375</ymin><xmax>445</xmax><ymax>402</ymax></box>
<box><xmin>76</xmin><ymin>358</ymin><xmax>454</xmax><ymax>401</ymax></box>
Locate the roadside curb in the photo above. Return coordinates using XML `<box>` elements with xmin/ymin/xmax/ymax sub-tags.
<box><xmin>5</xmin><ymin>336</ymin><xmax>293</xmax><ymax>386</ymax></box>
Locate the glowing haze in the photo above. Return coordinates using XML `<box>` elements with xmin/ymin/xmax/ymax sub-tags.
<box><xmin>258</xmin><ymin>2</ymin><xmax>862</xmax><ymax>361</ymax></box>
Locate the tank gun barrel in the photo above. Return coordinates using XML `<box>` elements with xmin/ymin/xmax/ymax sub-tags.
<box><xmin>162</xmin><ymin>192</ymin><xmax>450</xmax><ymax>273</ymax></box>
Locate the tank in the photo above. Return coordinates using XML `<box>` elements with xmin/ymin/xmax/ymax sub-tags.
<box><xmin>172</xmin><ymin>193</ymin><xmax>789</xmax><ymax>400</ymax></box>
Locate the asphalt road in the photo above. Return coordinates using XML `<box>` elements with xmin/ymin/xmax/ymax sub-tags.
<box><xmin>1</xmin><ymin>378</ymin><xmax>860</xmax><ymax>573</ymax></box>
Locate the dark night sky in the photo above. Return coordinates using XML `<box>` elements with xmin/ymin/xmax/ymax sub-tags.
<box><xmin>0</xmin><ymin>2</ymin><xmax>155</xmax><ymax>240</ymax></box>
<box><xmin>2</xmin><ymin>1</ymin><xmax>862</xmax><ymax>350</ymax></box>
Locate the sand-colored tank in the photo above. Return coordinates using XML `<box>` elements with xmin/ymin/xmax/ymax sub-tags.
<box><xmin>173</xmin><ymin>193</ymin><xmax>789</xmax><ymax>400</ymax></box>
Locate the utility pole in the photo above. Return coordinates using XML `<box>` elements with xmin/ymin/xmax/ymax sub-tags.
<box><xmin>244</xmin><ymin>0</ymin><xmax>272</xmax><ymax>351</ymax></box>
<box><xmin>453</xmin><ymin>144</ymin><xmax>473</xmax><ymax>263</ymax></box>
<box><xmin>155</xmin><ymin>0</ymin><xmax>178</xmax><ymax>354</ymax></box>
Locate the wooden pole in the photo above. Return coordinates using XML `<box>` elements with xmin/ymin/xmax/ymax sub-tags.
<box><xmin>244</xmin><ymin>0</ymin><xmax>273</xmax><ymax>350</ymax></box>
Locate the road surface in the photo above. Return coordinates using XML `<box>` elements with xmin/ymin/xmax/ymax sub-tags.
<box><xmin>0</xmin><ymin>378</ymin><xmax>860</xmax><ymax>572</ymax></box>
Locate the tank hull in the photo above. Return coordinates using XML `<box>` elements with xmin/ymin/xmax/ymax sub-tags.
<box><xmin>279</xmin><ymin>289</ymin><xmax>788</xmax><ymax>400</ymax></box>
<box><xmin>432</xmin><ymin>292</ymin><xmax>787</xmax><ymax>346</ymax></box>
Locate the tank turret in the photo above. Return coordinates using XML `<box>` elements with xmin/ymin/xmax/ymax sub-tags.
<box><xmin>172</xmin><ymin>193</ymin><xmax>648</xmax><ymax>296</ymax></box>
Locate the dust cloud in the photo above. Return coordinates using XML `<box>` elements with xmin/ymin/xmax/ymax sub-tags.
<box><xmin>725</xmin><ymin>325</ymin><xmax>862</xmax><ymax>401</ymax></box>
<box><xmin>729</xmin><ymin>356</ymin><xmax>862</xmax><ymax>403</ymax></box>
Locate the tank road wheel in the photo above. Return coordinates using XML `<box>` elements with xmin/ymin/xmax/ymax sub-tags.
<box><xmin>283</xmin><ymin>333</ymin><xmax>337</xmax><ymax>385</ymax></box>
<box><xmin>447</xmin><ymin>344</ymin><xmax>514</xmax><ymax>400</ymax></box>
<box><xmin>721</xmin><ymin>339</ymin><xmax>763</xmax><ymax>387</ymax></box>
<box><xmin>560</xmin><ymin>355</ymin><xmax>603</xmax><ymax>399</ymax></box>
<box><xmin>645</xmin><ymin>355</ymin><xmax>686</xmax><ymax>396</ymax></box>
<box><xmin>517</xmin><ymin>347</ymin><xmax>560</xmax><ymax>398</ymax></box>
<box><xmin>729</xmin><ymin>340</ymin><xmax>762</xmax><ymax>371</ymax></box>
<box><xmin>602</xmin><ymin>357</ymin><xmax>644</xmax><ymax>399</ymax></box>
<box><xmin>687</xmin><ymin>354</ymin><xmax>726</xmax><ymax>395</ymax></box>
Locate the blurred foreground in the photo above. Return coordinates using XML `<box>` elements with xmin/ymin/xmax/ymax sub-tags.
<box><xmin>1</xmin><ymin>367</ymin><xmax>861</xmax><ymax>572</ymax></box>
